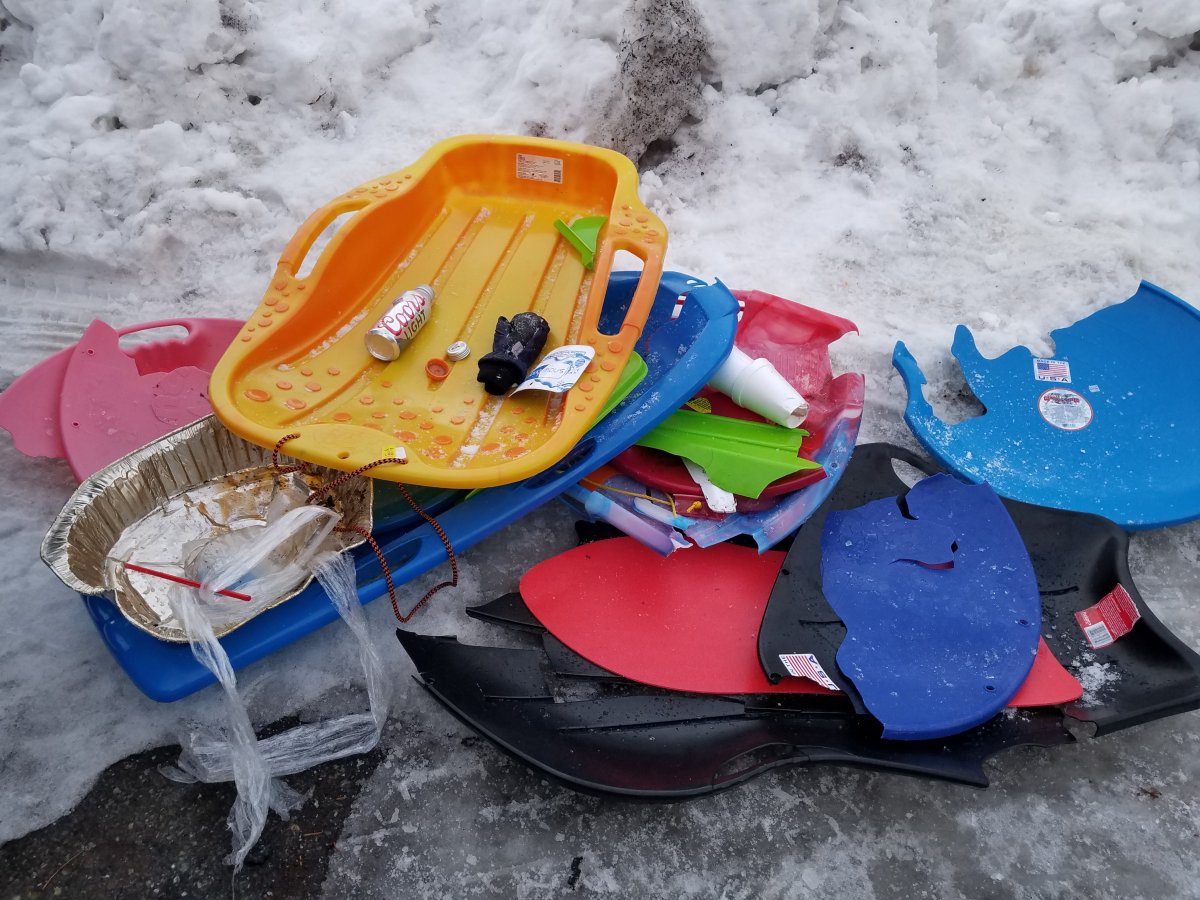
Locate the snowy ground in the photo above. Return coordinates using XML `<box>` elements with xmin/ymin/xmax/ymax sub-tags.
<box><xmin>2</xmin><ymin>0</ymin><xmax>1200</xmax><ymax>896</ymax></box>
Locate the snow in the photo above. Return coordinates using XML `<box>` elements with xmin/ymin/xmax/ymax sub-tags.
<box><xmin>1074</xmin><ymin>657</ymin><xmax>1123</xmax><ymax>705</ymax></box>
<box><xmin>2</xmin><ymin>0</ymin><xmax>1200</xmax><ymax>893</ymax></box>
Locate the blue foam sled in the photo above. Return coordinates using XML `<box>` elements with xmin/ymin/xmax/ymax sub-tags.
<box><xmin>821</xmin><ymin>475</ymin><xmax>1041</xmax><ymax>740</ymax></box>
<box><xmin>81</xmin><ymin>271</ymin><xmax>740</xmax><ymax>701</ymax></box>
<box><xmin>893</xmin><ymin>281</ymin><xmax>1200</xmax><ymax>529</ymax></box>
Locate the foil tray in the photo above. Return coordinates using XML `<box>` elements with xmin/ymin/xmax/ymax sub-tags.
<box><xmin>41</xmin><ymin>415</ymin><xmax>372</xmax><ymax>642</ymax></box>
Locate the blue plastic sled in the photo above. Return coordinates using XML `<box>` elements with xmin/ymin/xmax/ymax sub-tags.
<box><xmin>81</xmin><ymin>271</ymin><xmax>740</xmax><ymax>701</ymax></box>
<box><xmin>893</xmin><ymin>281</ymin><xmax>1200</xmax><ymax>529</ymax></box>
<box><xmin>822</xmin><ymin>475</ymin><xmax>1041</xmax><ymax>740</ymax></box>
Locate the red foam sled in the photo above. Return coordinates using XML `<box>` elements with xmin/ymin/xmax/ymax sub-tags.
<box><xmin>521</xmin><ymin>537</ymin><xmax>1082</xmax><ymax>706</ymax></box>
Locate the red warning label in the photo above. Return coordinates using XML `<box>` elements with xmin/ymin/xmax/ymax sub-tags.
<box><xmin>1075</xmin><ymin>584</ymin><xmax>1141</xmax><ymax>650</ymax></box>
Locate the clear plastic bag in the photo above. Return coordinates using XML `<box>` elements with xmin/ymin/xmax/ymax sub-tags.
<box><xmin>181</xmin><ymin>504</ymin><xmax>341</xmax><ymax>628</ymax></box>
<box><xmin>162</xmin><ymin>508</ymin><xmax>390</xmax><ymax>869</ymax></box>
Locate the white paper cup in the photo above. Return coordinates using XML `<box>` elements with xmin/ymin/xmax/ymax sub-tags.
<box><xmin>708</xmin><ymin>346</ymin><xmax>809</xmax><ymax>428</ymax></box>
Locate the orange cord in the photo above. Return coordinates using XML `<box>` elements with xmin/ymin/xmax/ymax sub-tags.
<box><xmin>270</xmin><ymin>432</ymin><xmax>309</xmax><ymax>475</ymax></box>
<box><xmin>336</xmin><ymin>524</ymin><xmax>398</xmax><ymax>617</ymax></box>
<box><xmin>304</xmin><ymin>456</ymin><xmax>408</xmax><ymax>507</ymax></box>
<box><xmin>271</xmin><ymin>432</ymin><xmax>458</xmax><ymax>623</ymax></box>
<box><xmin>388</xmin><ymin>484</ymin><xmax>459</xmax><ymax>622</ymax></box>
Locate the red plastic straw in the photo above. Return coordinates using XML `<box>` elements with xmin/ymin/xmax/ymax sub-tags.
<box><xmin>123</xmin><ymin>562</ymin><xmax>252</xmax><ymax>602</ymax></box>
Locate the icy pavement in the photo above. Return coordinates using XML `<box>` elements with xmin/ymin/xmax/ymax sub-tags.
<box><xmin>2</xmin><ymin>0</ymin><xmax>1200</xmax><ymax>895</ymax></box>
<box><xmin>325</xmin><ymin>704</ymin><xmax>1200</xmax><ymax>899</ymax></box>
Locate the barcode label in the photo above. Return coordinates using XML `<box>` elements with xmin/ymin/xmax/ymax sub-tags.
<box><xmin>1083</xmin><ymin>621</ymin><xmax>1114</xmax><ymax>649</ymax></box>
<box><xmin>1075</xmin><ymin>583</ymin><xmax>1140</xmax><ymax>650</ymax></box>
<box><xmin>515</xmin><ymin>153</ymin><xmax>563</xmax><ymax>184</ymax></box>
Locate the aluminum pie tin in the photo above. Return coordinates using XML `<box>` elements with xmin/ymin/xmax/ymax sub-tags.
<box><xmin>41</xmin><ymin>415</ymin><xmax>372</xmax><ymax>642</ymax></box>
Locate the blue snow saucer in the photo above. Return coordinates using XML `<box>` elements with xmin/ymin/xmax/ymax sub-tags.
<box><xmin>892</xmin><ymin>281</ymin><xmax>1200</xmax><ymax>529</ymax></box>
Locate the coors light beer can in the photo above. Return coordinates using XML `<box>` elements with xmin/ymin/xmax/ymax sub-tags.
<box><xmin>364</xmin><ymin>284</ymin><xmax>434</xmax><ymax>361</ymax></box>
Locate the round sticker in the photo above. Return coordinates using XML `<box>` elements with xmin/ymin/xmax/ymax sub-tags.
<box><xmin>1038</xmin><ymin>388</ymin><xmax>1093</xmax><ymax>431</ymax></box>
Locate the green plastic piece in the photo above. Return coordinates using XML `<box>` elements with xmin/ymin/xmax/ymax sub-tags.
<box><xmin>636</xmin><ymin>410</ymin><xmax>820</xmax><ymax>499</ymax></box>
<box><xmin>597</xmin><ymin>352</ymin><xmax>648</xmax><ymax>421</ymax></box>
<box><xmin>554</xmin><ymin>216</ymin><xmax>607</xmax><ymax>270</ymax></box>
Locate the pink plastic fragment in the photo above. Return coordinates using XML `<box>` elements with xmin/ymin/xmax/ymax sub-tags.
<box><xmin>0</xmin><ymin>318</ymin><xmax>241</xmax><ymax>481</ymax></box>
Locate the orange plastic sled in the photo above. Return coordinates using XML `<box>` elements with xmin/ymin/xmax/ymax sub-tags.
<box><xmin>209</xmin><ymin>135</ymin><xmax>665</xmax><ymax>488</ymax></box>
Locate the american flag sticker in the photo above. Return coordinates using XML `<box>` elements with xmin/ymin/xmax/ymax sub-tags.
<box><xmin>1033</xmin><ymin>357</ymin><xmax>1071</xmax><ymax>383</ymax></box>
<box><xmin>778</xmin><ymin>653</ymin><xmax>838</xmax><ymax>691</ymax></box>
